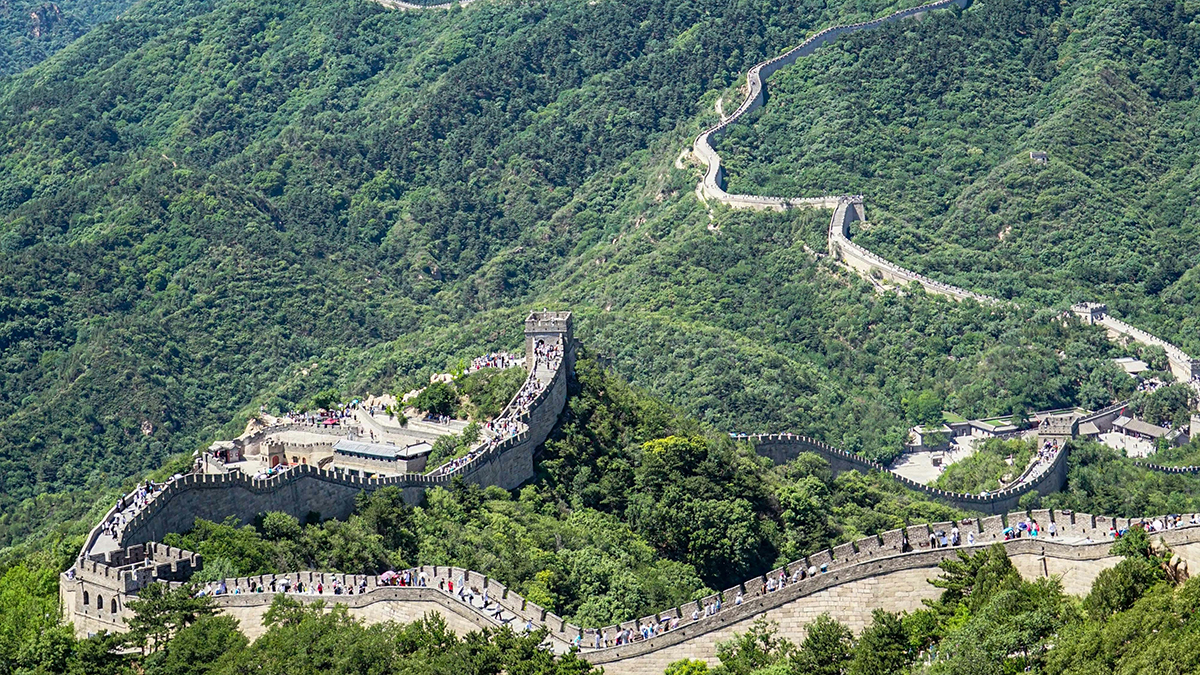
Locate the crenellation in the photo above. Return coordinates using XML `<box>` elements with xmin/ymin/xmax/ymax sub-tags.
<box><xmin>832</xmin><ymin>542</ymin><xmax>857</xmax><ymax>562</ymax></box>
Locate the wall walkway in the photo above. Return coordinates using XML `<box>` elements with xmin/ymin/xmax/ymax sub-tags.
<box><xmin>70</xmin><ymin>508</ymin><xmax>1200</xmax><ymax>673</ymax></box>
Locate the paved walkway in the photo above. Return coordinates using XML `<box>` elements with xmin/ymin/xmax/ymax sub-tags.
<box><xmin>1100</xmin><ymin>432</ymin><xmax>1157</xmax><ymax>458</ymax></box>
<box><xmin>889</xmin><ymin>441</ymin><xmax>977</xmax><ymax>483</ymax></box>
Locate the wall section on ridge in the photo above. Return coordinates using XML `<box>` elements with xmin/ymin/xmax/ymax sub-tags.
<box><xmin>745</xmin><ymin>433</ymin><xmax>1069</xmax><ymax>515</ymax></box>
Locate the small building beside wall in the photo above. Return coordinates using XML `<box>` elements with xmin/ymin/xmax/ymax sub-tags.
<box><xmin>331</xmin><ymin>439</ymin><xmax>434</xmax><ymax>477</ymax></box>
<box><xmin>1113</xmin><ymin>415</ymin><xmax>1188</xmax><ymax>447</ymax></box>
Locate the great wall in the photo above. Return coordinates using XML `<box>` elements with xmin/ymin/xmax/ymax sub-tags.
<box><xmin>60</xmin><ymin>0</ymin><xmax>1200</xmax><ymax>671</ymax></box>
<box><xmin>691</xmin><ymin>0</ymin><xmax>1200</xmax><ymax>383</ymax></box>
<box><xmin>61</xmin><ymin>312</ymin><xmax>1199</xmax><ymax>673</ymax></box>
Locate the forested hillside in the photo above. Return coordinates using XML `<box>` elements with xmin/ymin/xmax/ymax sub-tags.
<box><xmin>0</xmin><ymin>0</ymin><xmax>923</xmax><ymax>544</ymax></box>
<box><xmin>718</xmin><ymin>0</ymin><xmax>1200</xmax><ymax>349</ymax></box>
<box><xmin>0</xmin><ymin>0</ymin><xmax>135</xmax><ymax>76</ymax></box>
<box><xmin>1</xmin><ymin>0</ymin><xmax>1180</xmax><ymax>551</ymax></box>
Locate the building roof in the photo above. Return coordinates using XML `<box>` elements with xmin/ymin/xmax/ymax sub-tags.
<box><xmin>1078</xmin><ymin>421</ymin><xmax>1101</xmax><ymax>436</ymax></box>
<box><xmin>334</xmin><ymin>439</ymin><xmax>434</xmax><ymax>460</ymax></box>
<box><xmin>1112</xmin><ymin>357</ymin><xmax>1150</xmax><ymax>376</ymax></box>
<box><xmin>1113</xmin><ymin>416</ymin><xmax>1169</xmax><ymax>439</ymax></box>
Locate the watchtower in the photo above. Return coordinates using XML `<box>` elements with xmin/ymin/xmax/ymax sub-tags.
<box><xmin>525</xmin><ymin>311</ymin><xmax>573</xmax><ymax>371</ymax></box>
<box><xmin>63</xmin><ymin>542</ymin><xmax>201</xmax><ymax>637</ymax></box>
<box><xmin>1071</xmin><ymin>302</ymin><xmax>1107</xmax><ymax>325</ymax></box>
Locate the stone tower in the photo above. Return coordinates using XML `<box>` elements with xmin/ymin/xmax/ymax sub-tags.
<box><xmin>525</xmin><ymin>311</ymin><xmax>573</xmax><ymax>371</ymax></box>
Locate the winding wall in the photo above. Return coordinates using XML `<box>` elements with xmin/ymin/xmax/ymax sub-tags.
<box><xmin>744</xmin><ymin>433</ymin><xmax>1068</xmax><ymax>515</ymax></box>
<box><xmin>61</xmin><ymin>1</ymin><xmax>1200</xmax><ymax>666</ymax></box>
<box><xmin>693</xmin><ymin>0</ymin><xmax>1200</xmax><ymax>377</ymax></box>
<box><xmin>70</xmin><ymin>505</ymin><xmax>1200</xmax><ymax>674</ymax></box>
<box><xmin>692</xmin><ymin>0</ymin><xmax>972</xmax><ymax>210</ymax></box>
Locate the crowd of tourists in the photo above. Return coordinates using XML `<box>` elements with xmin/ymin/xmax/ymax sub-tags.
<box><xmin>268</xmin><ymin>407</ymin><xmax>355</xmax><ymax>427</ymax></box>
<box><xmin>250</xmin><ymin>464</ymin><xmax>289</xmax><ymax>481</ymax></box>
<box><xmin>432</xmin><ymin>342</ymin><xmax>565</xmax><ymax>478</ymax></box>
<box><xmin>467</xmin><ymin>351</ymin><xmax>520</xmax><ymax>374</ymax></box>
<box><xmin>1137</xmin><ymin>378</ymin><xmax>1167</xmax><ymax>393</ymax></box>
<box><xmin>97</xmin><ymin>480</ymin><xmax>169</xmax><ymax>541</ymax></box>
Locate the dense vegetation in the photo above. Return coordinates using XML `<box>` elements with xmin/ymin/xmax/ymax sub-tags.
<box><xmin>1</xmin><ymin>0</ymin><xmax>1181</xmax><ymax>557</ymax></box>
<box><xmin>0</xmin><ymin>0</ymin><xmax>984</xmax><ymax>549</ymax></box>
<box><xmin>0</xmin><ymin>0</ymin><xmax>134</xmax><ymax>76</ymax></box>
<box><xmin>719</xmin><ymin>0</ymin><xmax>1200</xmax><ymax>350</ymax></box>
<box><xmin>933</xmin><ymin>438</ymin><xmax>1034</xmax><ymax>494</ymax></box>
<box><xmin>3</xmin><ymin>0</ymin><xmax>1200</xmax><ymax>669</ymax></box>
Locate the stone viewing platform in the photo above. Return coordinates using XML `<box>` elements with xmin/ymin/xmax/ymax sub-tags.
<box><xmin>205</xmin><ymin>315</ymin><xmax>571</xmax><ymax>481</ymax></box>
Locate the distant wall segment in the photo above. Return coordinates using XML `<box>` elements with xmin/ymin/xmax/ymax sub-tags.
<box><xmin>742</xmin><ymin>433</ymin><xmax>1068</xmax><ymax>515</ymax></box>
<box><xmin>693</xmin><ymin>0</ymin><xmax>970</xmax><ymax>210</ymax></box>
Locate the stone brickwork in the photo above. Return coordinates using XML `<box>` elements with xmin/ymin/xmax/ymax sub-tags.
<box><xmin>63</xmin><ymin>543</ymin><xmax>201</xmax><ymax>636</ymax></box>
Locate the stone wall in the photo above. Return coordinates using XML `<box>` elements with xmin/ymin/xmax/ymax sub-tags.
<box><xmin>1076</xmin><ymin>400</ymin><xmax>1132</xmax><ymax>435</ymax></box>
<box><xmin>67</xmin><ymin>313</ymin><xmax>575</xmax><ymax>636</ymax></box>
<box><xmin>744</xmin><ymin>432</ymin><xmax>1069</xmax><ymax>515</ymax></box>
<box><xmin>182</xmin><ymin>515</ymin><xmax>1200</xmax><ymax>670</ymax></box>
<box><xmin>828</xmin><ymin>200</ymin><xmax>1003</xmax><ymax>304</ymax></box>
<box><xmin>693</xmin><ymin>0</ymin><xmax>970</xmax><ymax>210</ymax></box>
<box><xmin>117</xmin><ymin>352</ymin><xmax>570</xmax><ymax>546</ymax></box>
<box><xmin>1096</xmin><ymin>315</ymin><xmax>1198</xmax><ymax>382</ymax></box>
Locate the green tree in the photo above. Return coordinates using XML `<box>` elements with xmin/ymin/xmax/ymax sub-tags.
<box><xmin>1082</xmin><ymin>556</ymin><xmax>1164</xmax><ymax>619</ymax></box>
<box><xmin>260</xmin><ymin>512</ymin><xmax>302</xmax><ymax>541</ymax></box>
<box><xmin>791</xmin><ymin>614</ymin><xmax>854</xmax><ymax>675</ymax></box>
<box><xmin>124</xmin><ymin>583</ymin><xmax>217</xmax><ymax>654</ymax></box>
<box><xmin>666</xmin><ymin>659</ymin><xmax>711</xmax><ymax>675</ymax></box>
<box><xmin>848</xmin><ymin>610</ymin><xmax>911</xmax><ymax>675</ymax></box>
<box><xmin>714</xmin><ymin>620</ymin><xmax>794</xmax><ymax>675</ymax></box>
<box><xmin>907</xmin><ymin>391</ymin><xmax>944</xmax><ymax>426</ymax></box>
<box><xmin>932</xmin><ymin>544</ymin><xmax>1023</xmax><ymax>614</ymax></box>
<box><xmin>144</xmin><ymin>615</ymin><xmax>247</xmax><ymax>675</ymax></box>
<box><xmin>0</xmin><ymin>562</ymin><xmax>61</xmax><ymax>671</ymax></box>
<box><xmin>355</xmin><ymin>487</ymin><xmax>419</xmax><ymax>562</ymax></box>
<box><xmin>414</xmin><ymin>382</ymin><xmax>457</xmax><ymax>417</ymax></box>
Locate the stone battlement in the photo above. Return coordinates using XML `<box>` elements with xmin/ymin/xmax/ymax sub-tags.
<box><xmin>67</xmin><ymin>510</ymin><xmax>1200</xmax><ymax>668</ymax></box>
